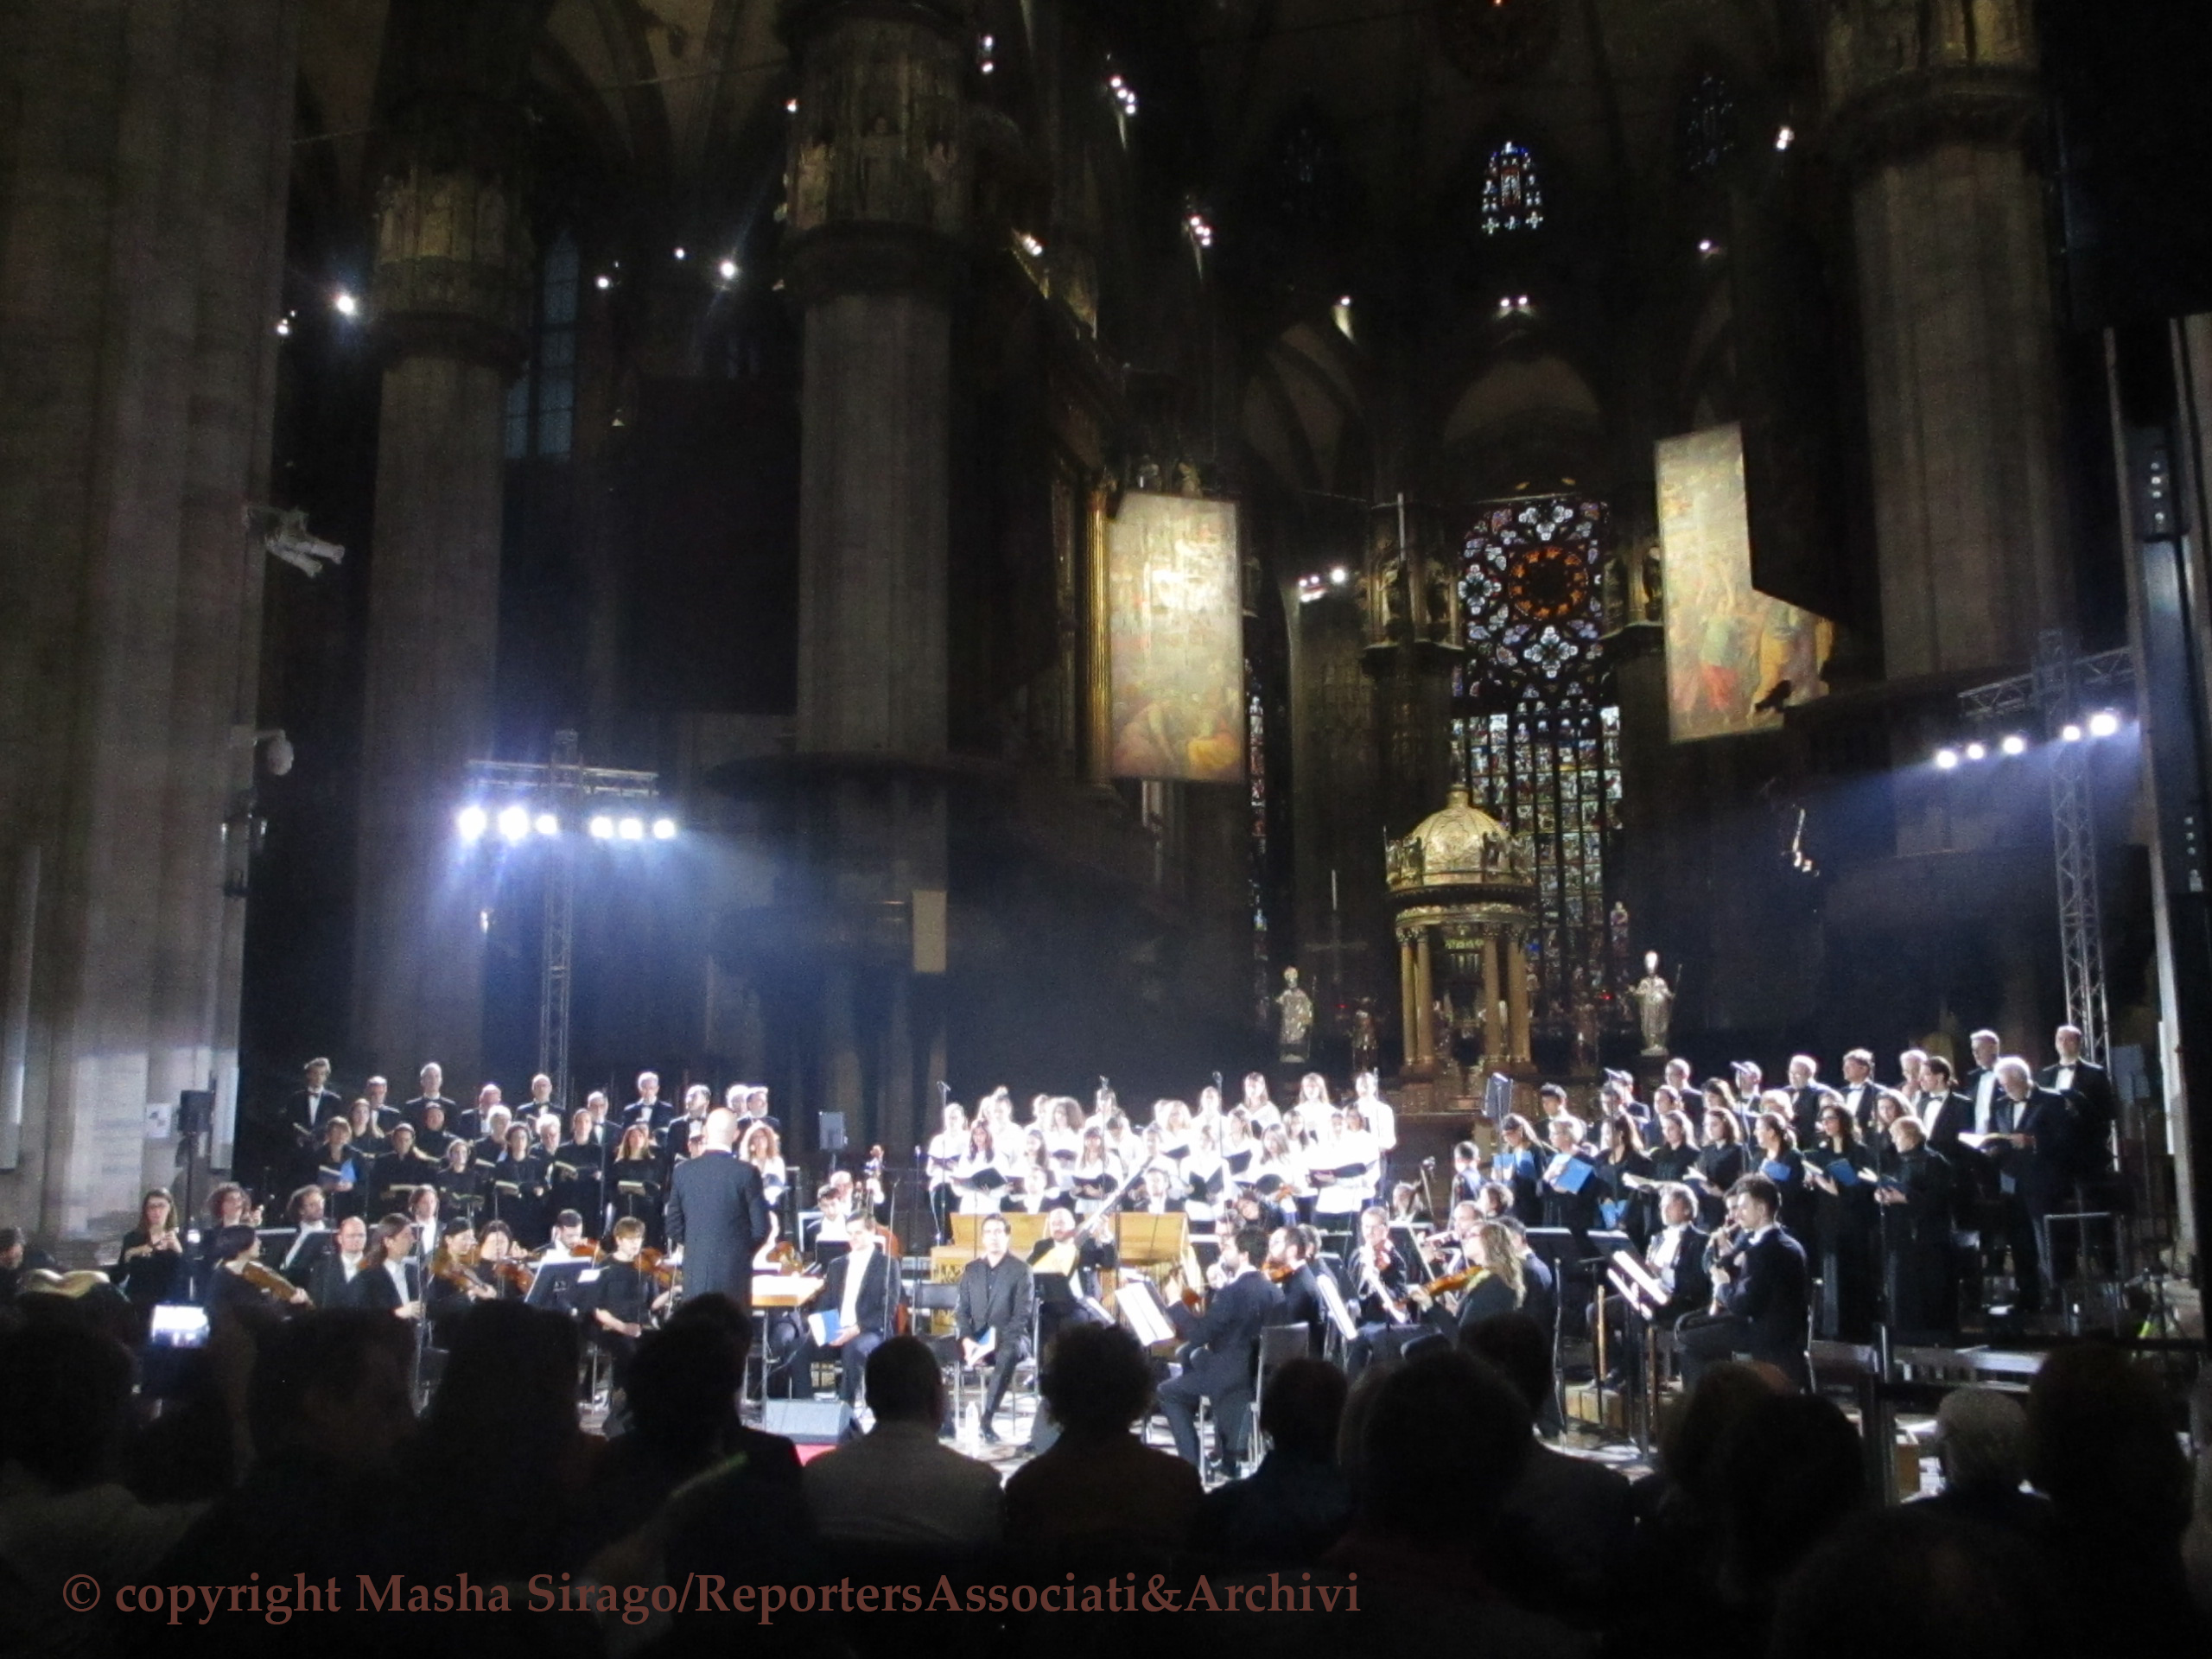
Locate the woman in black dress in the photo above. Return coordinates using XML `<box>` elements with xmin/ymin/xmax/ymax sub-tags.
<box><xmin>434</xmin><ymin>1137</ymin><xmax>487</xmax><ymax>1230</ymax></box>
<box><xmin>609</xmin><ymin>1122</ymin><xmax>663</xmax><ymax>1238</ymax></box>
<box><xmin>490</xmin><ymin>1124</ymin><xmax>550</xmax><ymax>1248</ymax></box>
<box><xmin>1751</xmin><ymin>1110</ymin><xmax>1815</xmax><ymax>1242</ymax></box>
<box><xmin>1804</xmin><ymin>1099</ymin><xmax>1878</xmax><ymax>1340</ymax></box>
<box><xmin>1875</xmin><ymin>1114</ymin><xmax>1957</xmax><ymax>1342</ymax></box>
<box><xmin>1492</xmin><ymin>1113</ymin><xmax>1547</xmax><ymax>1227</ymax></box>
<box><xmin>1594</xmin><ymin>1113</ymin><xmax>1656</xmax><ymax>1248</ymax></box>
<box><xmin>113</xmin><ymin>1186</ymin><xmax>187</xmax><ymax>1321</ymax></box>
<box><xmin>1693</xmin><ymin>1103</ymin><xmax>1747</xmax><ymax>1229</ymax></box>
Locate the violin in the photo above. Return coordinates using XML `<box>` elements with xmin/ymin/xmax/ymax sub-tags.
<box><xmin>1265</xmin><ymin>1261</ymin><xmax>1296</xmax><ymax>1283</ymax></box>
<box><xmin>637</xmin><ymin>1246</ymin><xmax>678</xmax><ymax>1287</ymax></box>
<box><xmin>491</xmin><ymin>1256</ymin><xmax>532</xmax><ymax>1294</ymax></box>
<box><xmin>238</xmin><ymin>1260</ymin><xmax>308</xmax><ymax>1305</ymax></box>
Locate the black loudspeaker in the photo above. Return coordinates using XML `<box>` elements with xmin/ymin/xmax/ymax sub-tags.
<box><xmin>760</xmin><ymin>1397</ymin><xmax>853</xmax><ymax>1445</ymax></box>
<box><xmin>177</xmin><ymin>1090</ymin><xmax>214</xmax><ymax>1136</ymax></box>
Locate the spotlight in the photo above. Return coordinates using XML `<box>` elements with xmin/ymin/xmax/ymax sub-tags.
<box><xmin>2000</xmin><ymin>733</ymin><xmax>2028</xmax><ymax>756</ymax></box>
<box><xmin>1963</xmin><ymin>741</ymin><xmax>1987</xmax><ymax>762</ymax></box>
<box><xmin>332</xmin><ymin>289</ymin><xmax>359</xmax><ymax>318</ymax></box>
<box><xmin>1934</xmin><ymin>748</ymin><xmax>1960</xmax><ymax>771</ymax></box>
<box><xmin>718</xmin><ymin>258</ymin><xmax>738</xmax><ymax>282</ymax></box>
<box><xmin>618</xmin><ymin>817</ymin><xmax>645</xmax><ymax>841</ymax></box>
<box><xmin>652</xmin><ymin>817</ymin><xmax>677</xmax><ymax>841</ymax></box>
<box><xmin>785</xmin><ymin>98</ymin><xmax>798</xmax><ymax>114</ymax></box>
<box><xmin>497</xmin><ymin>804</ymin><xmax>531</xmax><ymax>842</ymax></box>
<box><xmin>456</xmin><ymin>804</ymin><xmax>489</xmax><ymax>841</ymax></box>
<box><xmin>2061</xmin><ymin>722</ymin><xmax>2083</xmax><ymax>742</ymax></box>
<box><xmin>1697</xmin><ymin>239</ymin><xmax>1715</xmax><ymax>255</ymax></box>
<box><xmin>1775</xmin><ymin>126</ymin><xmax>1795</xmax><ymax>151</ymax></box>
<box><xmin>594</xmin><ymin>273</ymin><xmax>612</xmax><ymax>290</ymax></box>
<box><xmin>1329</xmin><ymin>566</ymin><xmax>1349</xmax><ymax>585</ymax></box>
<box><xmin>534</xmin><ymin>812</ymin><xmax>561</xmax><ymax>837</ymax></box>
<box><xmin>2088</xmin><ymin>710</ymin><xmax>2121</xmax><ymax>738</ymax></box>
<box><xmin>587</xmin><ymin>815</ymin><xmax>615</xmax><ymax>840</ymax></box>
<box><xmin>673</xmin><ymin>246</ymin><xmax>686</xmax><ymax>260</ymax></box>
<box><xmin>274</xmin><ymin>316</ymin><xmax>290</xmax><ymax>337</ymax></box>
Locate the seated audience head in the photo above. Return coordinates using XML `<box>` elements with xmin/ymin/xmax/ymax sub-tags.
<box><xmin>862</xmin><ymin>1335</ymin><xmax>944</xmax><ymax>1427</ymax></box>
<box><xmin>1039</xmin><ymin>1323</ymin><xmax>1152</xmax><ymax>1441</ymax></box>
<box><xmin>1718</xmin><ymin>1393</ymin><xmax>1868</xmax><ymax>1592</ymax></box>
<box><xmin>1357</xmin><ymin>1350</ymin><xmax>1531</xmax><ymax>1542</ymax></box>
<box><xmin>1258</xmin><ymin>1357</ymin><xmax>1347</xmax><ymax>1464</ymax></box>
<box><xmin>1662</xmin><ymin>1360</ymin><xmax>1782</xmax><ymax>1510</ymax></box>
<box><xmin>246</xmin><ymin>1310</ymin><xmax>415</xmax><ymax>1470</ymax></box>
<box><xmin>0</xmin><ymin>1317</ymin><xmax>134</xmax><ymax>1489</ymax></box>
<box><xmin>2026</xmin><ymin>1338</ymin><xmax>2191</xmax><ymax>1543</ymax></box>
<box><xmin>1933</xmin><ymin>1387</ymin><xmax>2028</xmax><ymax>1497</ymax></box>
<box><xmin>1459</xmin><ymin>1310</ymin><xmax>1552</xmax><ymax>1414</ymax></box>
<box><xmin>626</xmin><ymin>1318</ymin><xmax>745</xmax><ymax>1467</ymax></box>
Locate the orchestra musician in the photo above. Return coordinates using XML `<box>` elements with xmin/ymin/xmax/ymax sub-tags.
<box><xmin>1157</xmin><ymin>1224</ymin><xmax>1282</xmax><ymax>1472</ymax></box>
<box><xmin>1344</xmin><ymin>1206</ymin><xmax>1416</xmax><ymax>1375</ymax></box>
<box><xmin>953</xmin><ymin>1213</ymin><xmax>1032</xmax><ymax>1445</ymax></box>
<box><xmin>112</xmin><ymin>1187</ymin><xmax>186</xmax><ymax>1317</ymax></box>
<box><xmin>584</xmin><ymin>1217</ymin><xmax>671</xmax><ymax>1392</ymax></box>
<box><xmin>307</xmin><ymin>1214</ymin><xmax>370</xmax><ymax>1307</ymax></box>
<box><xmin>203</xmin><ymin>1223</ymin><xmax>308</xmax><ymax>1325</ymax></box>
<box><xmin>350</xmin><ymin>1215</ymin><xmax>425</xmax><ymax>1322</ymax></box>
<box><xmin>1262</xmin><ymin>1224</ymin><xmax>1326</xmax><ymax>1357</ymax></box>
<box><xmin>425</xmin><ymin>1218</ymin><xmax>502</xmax><ymax>1337</ymax></box>
<box><xmin>275</xmin><ymin>1186</ymin><xmax>334</xmax><ymax>1282</ymax></box>
<box><xmin>1025</xmin><ymin>1201</ymin><xmax>1117</xmax><ymax>1349</ymax></box>
<box><xmin>1592</xmin><ymin>1181</ymin><xmax>1708</xmax><ymax>1384</ymax></box>
<box><xmin>1674</xmin><ymin>1175</ymin><xmax>1810</xmax><ymax>1391</ymax></box>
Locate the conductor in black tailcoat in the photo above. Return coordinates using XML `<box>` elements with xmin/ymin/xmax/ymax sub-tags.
<box><xmin>664</xmin><ymin>1107</ymin><xmax>772</xmax><ymax>1310</ymax></box>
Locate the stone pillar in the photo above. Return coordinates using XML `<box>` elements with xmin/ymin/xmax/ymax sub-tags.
<box><xmin>1507</xmin><ymin>926</ymin><xmax>1533</xmax><ymax>1065</ymax></box>
<box><xmin>781</xmin><ymin>0</ymin><xmax>968</xmax><ymax>1152</ymax></box>
<box><xmin>1413</xmin><ymin>931</ymin><xmax>1435</xmax><ymax>1068</ymax></box>
<box><xmin>1397</xmin><ymin>931</ymin><xmax>1419</xmax><ymax>1067</ymax></box>
<box><xmin>1825</xmin><ymin>0</ymin><xmax>2065</xmax><ymax>678</ymax></box>
<box><xmin>349</xmin><ymin>21</ymin><xmax>537</xmax><ymax>1086</ymax></box>
<box><xmin>1363</xmin><ymin>499</ymin><xmax>1461</xmax><ymax>837</ymax></box>
<box><xmin>1479</xmin><ymin>931</ymin><xmax>1503</xmax><ymax>1067</ymax></box>
<box><xmin>0</xmin><ymin>0</ymin><xmax>299</xmax><ymax>1236</ymax></box>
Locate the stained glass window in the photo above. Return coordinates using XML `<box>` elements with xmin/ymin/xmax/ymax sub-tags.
<box><xmin>1678</xmin><ymin>73</ymin><xmax>1737</xmax><ymax>178</ymax></box>
<box><xmin>505</xmin><ymin>232</ymin><xmax>579</xmax><ymax>461</ymax></box>
<box><xmin>1453</xmin><ymin>496</ymin><xmax>1621</xmax><ymax>1031</ymax></box>
<box><xmin>1481</xmin><ymin>143</ymin><xmax>1544</xmax><ymax>235</ymax></box>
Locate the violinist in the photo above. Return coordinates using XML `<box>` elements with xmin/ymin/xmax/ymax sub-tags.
<box><xmin>1443</xmin><ymin>1218</ymin><xmax>1525</xmax><ymax>1335</ymax></box>
<box><xmin>198</xmin><ymin>1182</ymin><xmax>259</xmax><ymax>1286</ymax></box>
<box><xmin>1263</xmin><ymin>1224</ymin><xmax>1325</xmax><ymax>1356</ymax></box>
<box><xmin>425</xmin><ymin>1218</ymin><xmax>500</xmax><ymax>1335</ymax></box>
<box><xmin>1158</xmin><ymin>1224</ymin><xmax>1281</xmax><ymax>1473</ymax></box>
<box><xmin>276</xmin><ymin>1185</ymin><xmax>335</xmax><ymax>1281</ymax></box>
<box><xmin>203</xmin><ymin>1224</ymin><xmax>308</xmax><ymax>1326</ymax></box>
<box><xmin>474</xmin><ymin>1220</ymin><xmax>528</xmax><ymax>1296</ymax></box>
<box><xmin>1344</xmin><ymin>1206</ymin><xmax>1415</xmax><ymax>1376</ymax></box>
<box><xmin>584</xmin><ymin>1217</ymin><xmax>669</xmax><ymax>1392</ymax></box>
<box><xmin>540</xmin><ymin>1210</ymin><xmax>592</xmax><ymax>1260</ymax></box>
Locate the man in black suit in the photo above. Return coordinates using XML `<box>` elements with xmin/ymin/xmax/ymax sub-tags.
<box><xmin>1838</xmin><ymin>1049</ymin><xmax>1881</xmax><ymax>1135</ymax></box>
<box><xmin>1599</xmin><ymin>1181</ymin><xmax>1709</xmax><ymax>1383</ymax></box>
<box><xmin>795</xmin><ymin>1213</ymin><xmax>899</xmax><ymax>1404</ymax></box>
<box><xmin>1265</xmin><ymin>1224</ymin><xmax>1326</xmax><ymax>1357</ymax></box>
<box><xmin>2039</xmin><ymin>1024</ymin><xmax>2118</xmax><ymax>1182</ymax></box>
<box><xmin>403</xmin><ymin>1062</ymin><xmax>455</xmax><ymax>1132</ymax></box>
<box><xmin>1916</xmin><ymin>1055</ymin><xmax>1972</xmax><ymax>1154</ymax></box>
<box><xmin>1784</xmin><ymin>1055</ymin><xmax>1829</xmax><ymax>1147</ymax></box>
<box><xmin>1024</xmin><ymin>1203</ymin><xmax>1118</xmax><ymax>1350</ymax></box>
<box><xmin>664</xmin><ymin>1107</ymin><xmax>772</xmax><ymax>1310</ymax></box>
<box><xmin>625</xmin><ymin>1071</ymin><xmax>672</xmax><ymax>1133</ymax></box>
<box><xmin>1959</xmin><ymin>1029</ymin><xmax>2004</xmax><ymax>1137</ymax></box>
<box><xmin>361</xmin><ymin>1075</ymin><xmax>402</xmax><ymax>1135</ymax></box>
<box><xmin>285</xmin><ymin>1057</ymin><xmax>346</xmax><ymax>1147</ymax></box>
<box><xmin>1159</xmin><ymin>1225</ymin><xmax>1284</xmax><ymax>1471</ymax></box>
<box><xmin>307</xmin><ymin>1215</ymin><xmax>369</xmax><ymax>1307</ymax></box>
<box><xmin>1985</xmin><ymin>1058</ymin><xmax>2075</xmax><ymax>1310</ymax></box>
<box><xmin>1675</xmin><ymin>1175</ymin><xmax>1811</xmax><ymax>1391</ymax></box>
<box><xmin>954</xmin><ymin>1213</ymin><xmax>1033</xmax><ymax>1444</ymax></box>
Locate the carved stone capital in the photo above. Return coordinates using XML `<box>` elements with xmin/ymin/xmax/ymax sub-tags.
<box><xmin>1823</xmin><ymin>0</ymin><xmax>2042</xmax><ymax>172</ymax></box>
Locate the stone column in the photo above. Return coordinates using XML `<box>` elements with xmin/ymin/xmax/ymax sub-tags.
<box><xmin>349</xmin><ymin>35</ymin><xmax>537</xmax><ymax>1085</ymax></box>
<box><xmin>1397</xmin><ymin>931</ymin><xmax>1419</xmax><ymax>1067</ymax></box>
<box><xmin>1413</xmin><ymin>930</ymin><xmax>1435</xmax><ymax>1068</ymax></box>
<box><xmin>781</xmin><ymin>0</ymin><xmax>968</xmax><ymax>1154</ymax></box>
<box><xmin>0</xmin><ymin>0</ymin><xmax>299</xmax><ymax>1236</ymax></box>
<box><xmin>1506</xmin><ymin>926</ymin><xmax>1533</xmax><ymax>1065</ymax></box>
<box><xmin>1825</xmin><ymin>0</ymin><xmax>2065</xmax><ymax>678</ymax></box>
<box><xmin>1479</xmin><ymin>931</ymin><xmax>1503</xmax><ymax>1067</ymax></box>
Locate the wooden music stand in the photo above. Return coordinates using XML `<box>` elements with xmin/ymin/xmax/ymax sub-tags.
<box><xmin>1114</xmin><ymin>1211</ymin><xmax>1188</xmax><ymax>1267</ymax></box>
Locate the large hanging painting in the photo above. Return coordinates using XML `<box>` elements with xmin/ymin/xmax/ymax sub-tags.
<box><xmin>1106</xmin><ymin>493</ymin><xmax>1245</xmax><ymax>783</ymax></box>
<box><xmin>1656</xmin><ymin>423</ymin><xmax>1834</xmax><ymax>742</ymax></box>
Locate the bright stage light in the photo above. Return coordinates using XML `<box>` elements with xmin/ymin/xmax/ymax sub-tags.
<box><xmin>332</xmin><ymin>289</ymin><xmax>359</xmax><ymax>318</ymax></box>
<box><xmin>652</xmin><ymin>817</ymin><xmax>677</xmax><ymax>841</ymax></box>
<box><xmin>588</xmin><ymin>815</ymin><xmax>615</xmax><ymax>840</ymax></box>
<box><xmin>2061</xmin><ymin>722</ymin><xmax>2083</xmax><ymax>742</ymax></box>
<box><xmin>456</xmin><ymin>804</ymin><xmax>489</xmax><ymax>841</ymax></box>
<box><xmin>534</xmin><ymin>812</ymin><xmax>560</xmax><ymax>837</ymax></box>
<box><xmin>1934</xmin><ymin>748</ymin><xmax>1960</xmax><ymax>770</ymax></box>
<box><xmin>618</xmin><ymin>817</ymin><xmax>645</xmax><ymax>841</ymax></box>
<box><xmin>2000</xmin><ymin>733</ymin><xmax>2028</xmax><ymax>756</ymax></box>
<box><xmin>2088</xmin><ymin>710</ymin><xmax>2121</xmax><ymax>738</ymax></box>
<box><xmin>1963</xmin><ymin>741</ymin><xmax>1987</xmax><ymax>762</ymax></box>
<box><xmin>497</xmin><ymin>804</ymin><xmax>531</xmax><ymax>842</ymax></box>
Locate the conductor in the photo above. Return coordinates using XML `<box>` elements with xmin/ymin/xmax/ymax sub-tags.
<box><xmin>665</xmin><ymin>1107</ymin><xmax>772</xmax><ymax>1309</ymax></box>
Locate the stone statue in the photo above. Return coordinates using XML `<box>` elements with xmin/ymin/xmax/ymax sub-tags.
<box><xmin>1275</xmin><ymin>967</ymin><xmax>1314</xmax><ymax>1064</ymax></box>
<box><xmin>1632</xmin><ymin>950</ymin><xmax>1675</xmax><ymax>1056</ymax></box>
<box><xmin>1350</xmin><ymin>1000</ymin><xmax>1379</xmax><ymax>1074</ymax></box>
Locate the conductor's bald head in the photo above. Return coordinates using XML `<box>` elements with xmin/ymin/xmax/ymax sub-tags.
<box><xmin>703</xmin><ymin>1107</ymin><xmax>740</xmax><ymax>1150</ymax></box>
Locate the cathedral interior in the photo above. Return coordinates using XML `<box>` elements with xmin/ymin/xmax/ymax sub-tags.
<box><xmin>6</xmin><ymin>0</ymin><xmax>2212</xmax><ymax>1258</ymax></box>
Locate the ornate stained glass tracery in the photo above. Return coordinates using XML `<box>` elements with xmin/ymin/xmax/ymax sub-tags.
<box><xmin>1453</xmin><ymin>497</ymin><xmax>1622</xmax><ymax>1037</ymax></box>
<box><xmin>1481</xmin><ymin>143</ymin><xmax>1544</xmax><ymax>235</ymax></box>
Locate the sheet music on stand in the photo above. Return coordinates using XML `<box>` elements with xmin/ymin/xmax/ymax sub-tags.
<box><xmin>1313</xmin><ymin>1270</ymin><xmax>1359</xmax><ymax>1344</ymax></box>
<box><xmin>1484</xmin><ymin>1071</ymin><xmax>1516</xmax><ymax>1127</ymax></box>
<box><xmin>1115</xmin><ymin>1274</ymin><xmax>1178</xmax><ymax>1348</ymax></box>
<box><xmin>1606</xmin><ymin>1248</ymin><xmax>1668</xmax><ymax>1317</ymax></box>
